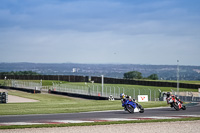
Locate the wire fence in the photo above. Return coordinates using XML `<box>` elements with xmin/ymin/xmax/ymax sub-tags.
<box><xmin>4</xmin><ymin>79</ymin><xmax>42</xmax><ymax>90</ymax></box>
<box><xmin>3</xmin><ymin>80</ymin><xmax>164</xmax><ymax>101</ymax></box>
<box><xmin>52</xmin><ymin>83</ymin><xmax>162</xmax><ymax>101</ymax></box>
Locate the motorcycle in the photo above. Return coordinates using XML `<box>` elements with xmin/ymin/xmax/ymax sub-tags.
<box><xmin>165</xmin><ymin>94</ymin><xmax>186</xmax><ymax>111</ymax></box>
<box><xmin>122</xmin><ymin>99</ymin><xmax>144</xmax><ymax>113</ymax></box>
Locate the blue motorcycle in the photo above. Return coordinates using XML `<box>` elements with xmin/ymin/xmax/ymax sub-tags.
<box><xmin>122</xmin><ymin>99</ymin><xmax>144</xmax><ymax>113</ymax></box>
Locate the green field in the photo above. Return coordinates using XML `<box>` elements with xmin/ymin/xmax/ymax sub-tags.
<box><xmin>1</xmin><ymin>79</ymin><xmax>198</xmax><ymax>102</ymax></box>
<box><xmin>0</xmin><ymin>86</ymin><xmax>197</xmax><ymax>129</ymax></box>
<box><xmin>0</xmin><ymin>79</ymin><xmax>199</xmax><ymax>129</ymax></box>
<box><xmin>50</xmin><ymin>82</ymin><xmax>197</xmax><ymax>101</ymax></box>
<box><xmin>4</xmin><ymin>79</ymin><xmax>196</xmax><ymax>92</ymax></box>
<box><xmin>0</xmin><ymin>79</ymin><xmax>199</xmax><ymax>91</ymax></box>
<box><xmin>0</xmin><ymin>90</ymin><xmax>167</xmax><ymax>115</ymax></box>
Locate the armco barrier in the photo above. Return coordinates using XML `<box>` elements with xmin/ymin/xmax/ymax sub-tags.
<box><xmin>0</xmin><ymin>86</ymin><xmax>41</xmax><ymax>94</ymax></box>
<box><xmin>179</xmin><ymin>96</ymin><xmax>200</xmax><ymax>102</ymax></box>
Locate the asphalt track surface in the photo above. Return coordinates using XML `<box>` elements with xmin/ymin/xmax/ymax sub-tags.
<box><xmin>0</xmin><ymin>103</ymin><xmax>199</xmax><ymax>123</ymax></box>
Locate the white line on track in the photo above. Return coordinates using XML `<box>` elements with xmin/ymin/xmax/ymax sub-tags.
<box><xmin>0</xmin><ymin>115</ymin><xmax>199</xmax><ymax>126</ymax></box>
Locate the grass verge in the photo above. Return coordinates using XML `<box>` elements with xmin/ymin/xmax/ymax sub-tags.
<box><xmin>0</xmin><ymin>117</ymin><xmax>199</xmax><ymax>130</ymax></box>
<box><xmin>0</xmin><ymin>90</ymin><xmax>167</xmax><ymax>115</ymax></box>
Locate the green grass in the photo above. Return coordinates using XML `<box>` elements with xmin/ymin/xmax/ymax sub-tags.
<box><xmin>0</xmin><ymin>80</ymin><xmax>69</xmax><ymax>86</ymax></box>
<box><xmin>52</xmin><ymin>81</ymin><xmax>197</xmax><ymax>93</ymax></box>
<box><xmin>58</xmin><ymin>81</ymin><xmax>198</xmax><ymax>92</ymax></box>
<box><xmin>101</xmin><ymin>83</ymin><xmax>197</xmax><ymax>92</ymax></box>
<box><xmin>0</xmin><ymin>80</ymin><xmax>5</xmax><ymax>86</ymax></box>
<box><xmin>0</xmin><ymin>117</ymin><xmax>199</xmax><ymax>129</ymax></box>
<box><xmin>0</xmin><ymin>90</ymin><xmax>167</xmax><ymax>115</ymax></box>
<box><xmin>58</xmin><ymin>82</ymin><xmax>198</xmax><ymax>94</ymax></box>
<box><xmin>41</xmin><ymin>80</ymin><xmax>69</xmax><ymax>86</ymax></box>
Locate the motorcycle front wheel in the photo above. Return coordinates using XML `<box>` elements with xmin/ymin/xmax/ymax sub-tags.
<box><xmin>181</xmin><ymin>105</ymin><xmax>186</xmax><ymax>110</ymax></box>
<box><xmin>138</xmin><ymin>105</ymin><xmax>144</xmax><ymax>113</ymax></box>
<box><xmin>126</xmin><ymin>105</ymin><xmax>134</xmax><ymax>113</ymax></box>
<box><xmin>173</xmin><ymin>102</ymin><xmax>180</xmax><ymax>111</ymax></box>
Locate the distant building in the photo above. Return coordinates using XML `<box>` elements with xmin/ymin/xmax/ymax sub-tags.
<box><xmin>72</xmin><ymin>68</ymin><xmax>76</xmax><ymax>73</ymax></box>
<box><xmin>72</xmin><ymin>68</ymin><xmax>80</xmax><ymax>73</ymax></box>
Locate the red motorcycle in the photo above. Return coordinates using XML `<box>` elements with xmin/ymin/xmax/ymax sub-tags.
<box><xmin>164</xmin><ymin>93</ymin><xmax>186</xmax><ymax>111</ymax></box>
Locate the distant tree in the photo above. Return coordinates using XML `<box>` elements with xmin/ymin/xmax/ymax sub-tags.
<box><xmin>124</xmin><ymin>71</ymin><xmax>143</xmax><ymax>79</ymax></box>
<box><xmin>147</xmin><ymin>74</ymin><xmax>158</xmax><ymax>80</ymax></box>
<box><xmin>0</xmin><ymin>71</ymin><xmax>40</xmax><ymax>75</ymax></box>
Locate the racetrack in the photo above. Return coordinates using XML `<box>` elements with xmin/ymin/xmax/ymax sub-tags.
<box><xmin>0</xmin><ymin>103</ymin><xmax>199</xmax><ymax>124</ymax></box>
<box><xmin>0</xmin><ymin>94</ymin><xmax>199</xmax><ymax>133</ymax></box>
<box><xmin>0</xmin><ymin>105</ymin><xmax>200</xmax><ymax>133</ymax></box>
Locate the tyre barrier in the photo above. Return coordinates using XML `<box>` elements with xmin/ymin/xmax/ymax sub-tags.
<box><xmin>0</xmin><ymin>92</ymin><xmax>8</xmax><ymax>103</ymax></box>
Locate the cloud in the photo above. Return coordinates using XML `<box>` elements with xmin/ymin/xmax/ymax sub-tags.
<box><xmin>0</xmin><ymin>0</ymin><xmax>200</xmax><ymax>65</ymax></box>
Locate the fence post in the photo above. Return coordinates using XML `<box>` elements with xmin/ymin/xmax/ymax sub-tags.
<box><xmin>118</xmin><ymin>86</ymin><xmax>120</xmax><ymax>97</ymax></box>
<box><xmin>97</xmin><ymin>86</ymin><xmax>98</xmax><ymax>96</ymax></box>
<box><xmin>93</xmin><ymin>85</ymin><xmax>94</xmax><ymax>95</ymax></box>
<box><xmin>101</xmin><ymin>75</ymin><xmax>104</xmax><ymax>96</ymax></box>
<box><xmin>114</xmin><ymin>87</ymin><xmax>115</xmax><ymax>98</ymax></box>
<box><xmin>149</xmin><ymin>89</ymin><xmax>151</xmax><ymax>101</ymax></box>
<box><xmin>110</xmin><ymin>87</ymin><xmax>111</xmax><ymax>96</ymax></box>
<box><xmin>106</xmin><ymin>86</ymin><xmax>107</xmax><ymax>97</ymax></box>
<box><xmin>158</xmin><ymin>89</ymin><xmax>161</xmax><ymax>101</ymax></box>
<box><xmin>88</xmin><ymin>85</ymin><xmax>90</xmax><ymax>95</ymax></box>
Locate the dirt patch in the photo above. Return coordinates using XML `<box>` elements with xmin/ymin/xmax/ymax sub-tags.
<box><xmin>7</xmin><ymin>95</ymin><xmax>39</xmax><ymax>103</ymax></box>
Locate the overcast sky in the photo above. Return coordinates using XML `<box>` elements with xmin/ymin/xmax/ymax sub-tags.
<box><xmin>0</xmin><ymin>0</ymin><xmax>200</xmax><ymax>66</ymax></box>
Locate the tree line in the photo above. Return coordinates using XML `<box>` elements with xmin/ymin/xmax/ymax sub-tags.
<box><xmin>0</xmin><ymin>71</ymin><xmax>40</xmax><ymax>76</ymax></box>
<box><xmin>124</xmin><ymin>71</ymin><xmax>158</xmax><ymax>80</ymax></box>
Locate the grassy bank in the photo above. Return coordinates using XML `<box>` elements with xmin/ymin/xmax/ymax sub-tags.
<box><xmin>0</xmin><ymin>90</ymin><xmax>167</xmax><ymax>115</ymax></box>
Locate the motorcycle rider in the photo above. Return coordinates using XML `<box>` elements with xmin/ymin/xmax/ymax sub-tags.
<box><xmin>120</xmin><ymin>93</ymin><xmax>135</xmax><ymax>110</ymax></box>
<box><xmin>165</xmin><ymin>92</ymin><xmax>183</xmax><ymax>107</ymax></box>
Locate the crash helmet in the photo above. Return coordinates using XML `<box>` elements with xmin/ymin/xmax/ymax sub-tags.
<box><xmin>120</xmin><ymin>93</ymin><xmax>125</xmax><ymax>99</ymax></box>
<box><xmin>166</xmin><ymin>92</ymin><xmax>170</xmax><ymax>97</ymax></box>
